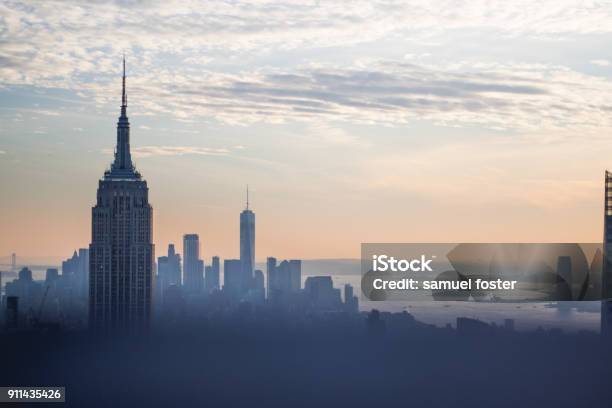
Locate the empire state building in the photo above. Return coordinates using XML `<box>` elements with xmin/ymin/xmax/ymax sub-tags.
<box><xmin>89</xmin><ymin>58</ymin><xmax>154</xmax><ymax>330</ymax></box>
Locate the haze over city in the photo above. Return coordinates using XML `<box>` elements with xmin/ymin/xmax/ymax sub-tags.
<box><xmin>3</xmin><ymin>1</ymin><xmax>612</xmax><ymax>260</ymax></box>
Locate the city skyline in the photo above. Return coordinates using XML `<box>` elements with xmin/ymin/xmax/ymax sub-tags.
<box><xmin>2</xmin><ymin>4</ymin><xmax>611</xmax><ymax>406</ymax></box>
<box><xmin>3</xmin><ymin>2</ymin><xmax>612</xmax><ymax>260</ymax></box>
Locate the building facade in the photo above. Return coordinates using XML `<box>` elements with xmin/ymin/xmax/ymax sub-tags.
<box><xmin>157</xmin><ymin>244</ymin><xmax>182</xmax><ymax>303</ymax></box>
<box><xmin>89</xmin><ymin>59</ymin><xmax>154</xmax><ymax>331</ymax></box>
<box><xmin>240</xmin><ymin>187</ymin><xmax>255</xmax><ymax>294</ymax></box>
<box><xmin>602</xmin><ymin>171</ymin><xmax>612</xmax><ymax>337</ymax></box>
<box><xmin>205</xmin><ymin>255</ymin><xmax>220</xmax><ymax>292</ymax></box>
<box><xmin>183</xmin><ymin>234</ymin><xmax>204</xmax><ymax>295</ymax></box>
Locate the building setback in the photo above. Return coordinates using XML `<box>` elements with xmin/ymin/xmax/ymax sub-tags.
<box><xmin>89</xmin><ymin>58</ymin><xmax>154</xmax><ymax>331</ymax></box>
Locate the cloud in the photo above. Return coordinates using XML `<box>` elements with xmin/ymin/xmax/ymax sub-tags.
<box><xmin>2</xmin><ymin>0</ymin><xmax>612</xmax><ymax>86</ymax></box>
<box><xmin>2</xmin><ymin>1</ymin><xmax>612</xmax><ymax>134</ymax></box>
<box><xmin>591</xmin><ymin>59</ymin><xmax>611</xmax><ymax>67</ymax></box>
<box><xmin>129</xmin><ymin>146</ymin><xmax>230</xmax><ymax>158</ymax></box>
<box><xmin>0</xmin><ymin>150</ymin><xmax>6</xmax><ymax>155</ymax></box>
<box><xmin>102</xmin><ymin>61</ymin><xmax>612</xmax><ymax>132</ymax></box>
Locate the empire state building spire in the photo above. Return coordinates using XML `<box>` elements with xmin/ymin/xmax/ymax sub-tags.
<box><xmin>109</xmin><ymin>55</ymin><xmax>137</xmax><ymax>178</ymax></box>
<box><xmin>121</xmin><ymin>56</ymin><xmax>127</xmax><ymax>116</ymax></box>
<box><xmin>91</xmin><ymin>55</ymin><xmax>153</xmax><ymax>331</ymax></box>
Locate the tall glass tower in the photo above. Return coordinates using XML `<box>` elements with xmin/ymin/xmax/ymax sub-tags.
<box><xmin>183</xmin><ymin>234</ymin><xmax>204</xmax><ymax>294</ymax></box>
<box><xmin>240</xmin><ymin>186</ymin><xmax>255</xmax><ymax>294</ymax></box>
<box><xmin>603</xmin><ymin>171</ymin><xmax>612</xmax><ymax>337</ymax></box>
<box><xmin>89</xmin><ymin>58</ymin><xmax>154</xmax><ymax>331</ymax></box>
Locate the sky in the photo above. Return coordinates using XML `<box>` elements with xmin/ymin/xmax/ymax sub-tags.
<box><xmin>2</xmin><ymin>1</ymin><xmax>612</xmax><ymax>262</ymax></box>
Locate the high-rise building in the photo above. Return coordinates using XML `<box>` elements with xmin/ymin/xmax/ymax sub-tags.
<box><xmin>253</xmin><ymin>269</ymin><xmax>264</xmax><ymax>291</ymax></box>
<box><xmin>304</xmin><ymin>276</ymin><xmax>342</xmax><ymax>311</ymax></box>
<box><xmin>6</xmin><ymin>296</ymin><xmax>18</xmax><ymax>330</ymax></box>
<box><xmin>240</xmin><ymin>186</ymin><xmax>255</xmax><ymax>294</ymax></box>
<box><xmin>77</xmin><ymin>248</ymin><xmax>89</xmax><ymax>299</ymax></box>
<box><xmin>249</xmin><ymin>269</ymin><xmax>265</xmax><ymax>304</ymax></box>
<box><xmin>223</xmin><ymin>259</ymin><xmax>242</xmax><ymax>300</ymax></box>
<box><xmin>602</xmin><ymin>171</ymin><xmax>612</xmax><ymax>337</ymax></box>
<box><xmin>266</xmin><ymin>257</ymin><xmax>277</xmax><ymax>299</ymax></box>
<box><xmin>5</xmin><ymin>267</ymin><xmax>41</xmax><ymax>313</ymax></box>
<box><xmin>89</xmin><ymin>58</ymin><xmax>154</xmax><ymax>331</ymax></box>
<box><xmin>205</xmin><ymin>256</ymin><xmax>220</xmax><ymax>292</ymax></box>
<box><xmin>183</xmin><ymin>234</ymin><xmax>204</xmax><ymax>295</ymax></box>
<box><xmin>62</xmin><ymin>249</ymin><xmax>89</xmax><ymax>299</ymax></box>
<box><xmin>343</xmin><ymin>283</ymin><xmax>359</xmax><ymax>313</ymax></box>
<box><xmin>266</xmin><ymin>258</ymin><xmax>301</xmax><ymax>301</ymax></box>
<box><xmin>46</xmin><ymin>268</ymin><xmax>59</xmax><ymax>285</ymax></box>
<box><xmin>288</xmin><ymin>260</ymin><xmax>301</xmax><ymax>292</ymax></box>
<box><xmin>158</xmin><ymin>244</ymin><xmax>182</xmax><ymax>301</ymax></box>
<box><xmin>344</xmin><ymin>283</ymin><xmax>353</xmax><ymax>301</ymax></box>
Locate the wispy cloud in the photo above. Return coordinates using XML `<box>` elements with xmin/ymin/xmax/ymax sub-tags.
<box><xmin>591</xmin><ymin>59</ymin><xmax>612</xmax><ymax>67</ymax></box>
<box><xmin>129</xmin><ymin>146</ymin><xmax>230</xmax><ymax>158</ymax></box>
<box><xmin>98</xmin><ymin>61</ymin><xmax>612</xmax><ymax>132</ymax></box>
<box><xmin>1</xmin><ymin>1</ymin><xmax>612</xmax><ymax>134</ymax></box>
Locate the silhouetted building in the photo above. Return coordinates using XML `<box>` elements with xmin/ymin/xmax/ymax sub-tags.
<box><xmin>205</xmin><ymin>256</ymin><xmax>220</xmax><ymax>292</ymax></box>
<box><xmin>183</xmin><ymin>234</ymin><xmax>204</xmax><ymax>295</ymax></box>
<box><xmin>46</xmin><ymin>268</ymin><xmax>59</xmax><ymax>285</ymax></box>
<box><xmin>89</xmin><ymin>58</ymin><xmax>154</xmax><ymax>331</ymax></box>
<box><xmin>62</xmin><ymin>248</ymin><xmax>89</xmax><ymax>299</ymax></box>
<box><xmin>62</xmin><ymin>249</ymin><xmax>89</xmax><ymax>300</ymax></box>
<box><xmin>249</xmin><ymin>269</ymin><xmax>265</xmax><ymax>304</ymax></box>
<box><xmin>223</xmin><ymin>259</ymin><xmax>242</xmax><ymax>300</ymax></box>
<box><xmin>5</xmin><ymin>267</ymin><xmax>41</xmax><ymax>313</ymax></box>
<box><xmin>344</xmin><ymin>283</ymin><xmax>359</xmax><ymax>313</ymax></box>
<box><xmin>457</xmin><ymin>317</ymin><xmax>493</xmax><ymax>336</ymax></box>
<box><xmin>603</xmin><ymin>171</ymin><xmax>612</xmax><ymax>337</ymax></box>
<box><xmin>158</xmin><ymin>244</ymin><xmax>182</xmax><ymax>302</ymax></box>
<box><xmin>367</xmin><ymin>309</ymin><xmax>385</xmax><ymax>337</ymax></box>
<box><xmin>267</xmin><ymin>258</ymin><xmax>301</xmax><ymax>301</ymax></box>
<box><xmin>161</xmin><ymin>284</ymin><xmax>185</xmax><ymax>322</ymax></box>
<box><xmin>240</xmin><ymin>187</ymin><xmax>255</xmax><ymax>295</ymax></box>
<box><xmin>304</xmin><ymin>276</ymin><xmax>342</xmax><ymax>311</ymax></box>
<box><xmin>5</xmin><ymin>296</ymin><xmax>18</xmax><ymax>329</ymax></box>
<box><xmin>266</xmin><ymin>257</ymin><xmax>277</xmax><ymax>299</ymax></box>
<box><xmin>253</xmin><ymin>269</ymin><xmax>264</xmax><ymax>291</ymax></box>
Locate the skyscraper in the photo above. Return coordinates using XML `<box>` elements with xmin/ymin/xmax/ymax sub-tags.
<box><xmin>240</xmin><ymin>186</ymin><xmax>255</xmax><ymax>294</ymax></box>
<box><xmin>266</xmin><ymin>258</ymin><xmax>301</xmax><ymax>302</ymax></box>
<box><xmin>205</xmin><ymin>255</ymin><xmax>220</xmax><ymax>292</ymax></box>
<box><xmin>63</xmin><ymin>249</ymin><xmax>89</xmax><ymax>300</ymax></box>
<box><xmin>183</xmin><ymin>234</ymin><xmax>204</xmax><ymax>294</ymax></box>
<box><xmin>343</xmin><ymin>283</ymin><xmax>359</xmax><ymax>313</ymax></box>
<box><xmin>223</xmin><ymin>259</ymin><xmax>242</xmax><ymax>300</ymax></box>
<box><xmin>5</xmin><ymin>267</ymin><xmax>41</xmax><ymax>313</ymax></box>
<box><xmin>157</xmin><ymin>244</ymin><xmax>182</xmax><ymax>301</ymax></box>
<box><xmin>266</xmin><ymin>257</ymin><xmax>277</xmax><ymax>299</ymax></box>
<box><xmin>5</xmin><ymin>296</ymin><xmax>18</xmax><ymax>330</ymax></box>
<box><xmin>89</xmin><ymin>58</ymin><xmax>154</xmax><ymax>331</ymax></box>
<box><xmin>602</xmin><ymin>171</ymin><xmax>612</xmax><ymax>337</ymax></box>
